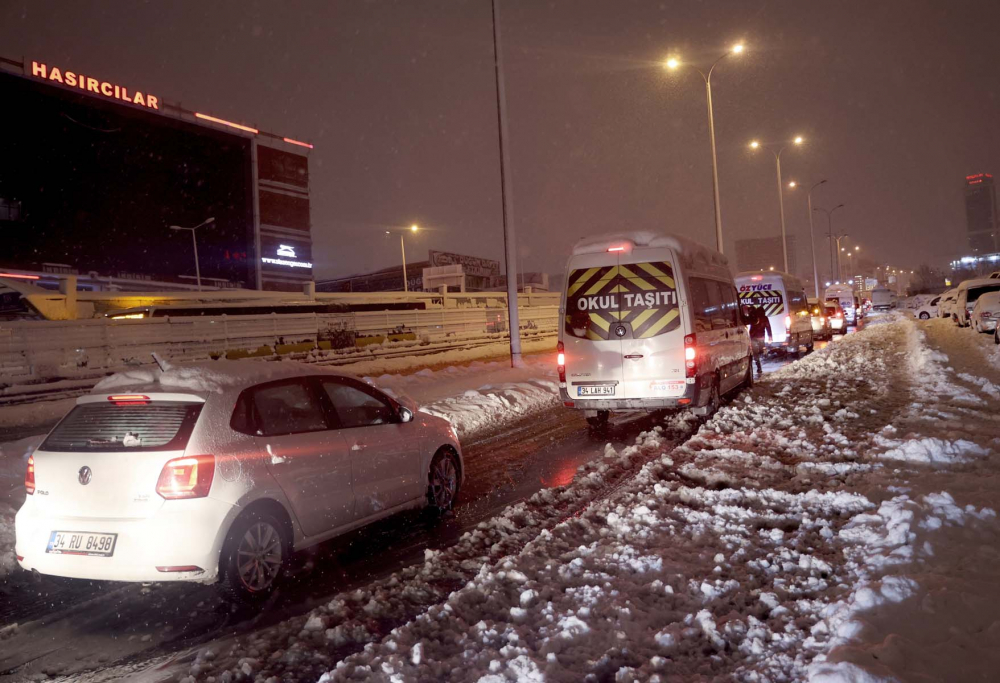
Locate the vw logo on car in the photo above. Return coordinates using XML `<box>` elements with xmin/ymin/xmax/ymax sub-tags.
<box><xmin>78</xmin><ymin>466</ymin><xmax>92</xmax><ymax>486</ymax></box>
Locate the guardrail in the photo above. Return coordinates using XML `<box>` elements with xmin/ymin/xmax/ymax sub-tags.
<box><xmin>0</xmin><ymin>305</ymin><xmax>560</xmax><ymax>384</ymax></box>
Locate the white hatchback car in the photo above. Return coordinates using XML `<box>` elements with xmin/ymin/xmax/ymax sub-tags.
<box><xmin>915</xmin><ymin>295</ymin><xmax>940</xmax><ymax>320</ymax></box>
<box><xmin>15</xmin><ymin>362</ymin><xmax>463</xmax><ymax>601</ymax></box>
<box><xmin>972</xmin><ymin>291</ymin><xmax>1000</xmax><ymax>333</ymax></box>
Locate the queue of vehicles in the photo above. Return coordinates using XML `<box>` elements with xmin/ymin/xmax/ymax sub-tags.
<box><xmin>18</xmin><ymin>231</ymin><xmax>865</xmax><ymax>603</ymax></box>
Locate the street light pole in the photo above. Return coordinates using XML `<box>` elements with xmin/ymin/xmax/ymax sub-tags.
<box><xmin>807</xmin><ymin>179</ymin><xmax>828</xmax><ymax>297</ymax></box>
<box><xmin>400</xmin><ymin>234</ymin><xmax>408</xmax><ymax>293</ymax></box>
<box><xmin>666</xmin><ymin>43</ymin><xmax>744</xmax><ymax>253</ymax></box>
<box><xmin>169</xmin><ymin>216</ymin><xmax>215</xmax><ymax>291</ymax></box>
<box><xmin>492</xmin><ymin>0</ymin><xmax>523</xmax><ymax>367</ymax></box>
<box><xmin>814</xmin><ymin>203</ymin><xmax>845</xmax><ymax>283</ymax></box>
<box><xmin>750</xmin><ymin>136</ymin><xmax>804</xmax><ymax>273</ymax></box>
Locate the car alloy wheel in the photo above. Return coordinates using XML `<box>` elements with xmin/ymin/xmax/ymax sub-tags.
<box><xmin>236</xmin><ymin>521</ymin><xmax>284</xmax><ymax>593</ymax></box>
<box><xmin>428</xmin><ymin>452</ymin><xmax>459</xmax><ymax>511</ymax></box>
<box><xmin>919</xmin><ymin>312</ymin><xmax>929</xmax><ymax>319</ymax></box>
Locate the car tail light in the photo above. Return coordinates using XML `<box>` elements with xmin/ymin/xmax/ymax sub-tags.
<box><xmin>684</xmin><ymin>334</ymin><xmax>697</xmax><ymax>378</ymax></box>
<box><xmin>25</xmin><ymin>455</ymin><xmax>35</xmax><ymax>495</ymax></box>
<box><xmin>557</xmin><ymin>341</ymin><xmax>566</xmax><ymax>384</ymax></box>
<box><xmin>784</xmin><ymin>316</ymin><xmax>792</xmax><ymax>329</ymax></box>
<box><xmin>820</xmin><ymin>316</ymin><xmax>826</xmax><ymax>324</ymax></box>
<box><xmin>156</xmin><ymin>455</ymin><xmax>215</xmax><ymax>499</ymax></box>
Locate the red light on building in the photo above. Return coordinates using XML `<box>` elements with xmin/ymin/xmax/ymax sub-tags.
<box><xmin>194</xmin><ymin>112</ymin><xmax>259</xmax><ymax>134</ymax></box>
<box><xmin>282</xmin><ymin>137</ymin><xmax>314</xmax><ymax>149</ymax></box>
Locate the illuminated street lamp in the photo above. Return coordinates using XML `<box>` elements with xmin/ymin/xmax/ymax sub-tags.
<box><xmin>385</xmin><ymin>224</ymin><xmax>420</xmax><ymax>292</ymax></box>
<box><xmin>169</xmin><ymin>216</ymin><xmax>215</xmax><ymax>291</ymax></box>
<box><xmin>749</xmin><ymin>135</ymin><xmax>805</xmax><ymax>272</ymax></box>
<box><xmin>665</xmin><ymin>42</ymin><xmax>745</xmax><ymax>254</ymax></box>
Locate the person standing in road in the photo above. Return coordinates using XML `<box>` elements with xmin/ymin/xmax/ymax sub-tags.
<box><xmin>749</xmin><ymin>307</ymin><xmax>772</xmax><ymax>376</ymax></box>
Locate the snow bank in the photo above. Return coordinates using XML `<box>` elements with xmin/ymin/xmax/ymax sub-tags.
<box><xmin>313</xmin><ymin>314</ymin><xmax>1000</xmax><ymax>682</ymax></box>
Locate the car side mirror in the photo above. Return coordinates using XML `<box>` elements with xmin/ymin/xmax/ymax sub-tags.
<box><xmin>399</xmin><ymin>407</ymin><xmax>414</xmax><ymax>423</ymax></box>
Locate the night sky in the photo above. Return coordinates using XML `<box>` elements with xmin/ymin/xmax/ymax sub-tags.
<box><xmin>4</xmin><ymin>0</ymin><xmax>1000</xmax><ymax>284</ymax></box>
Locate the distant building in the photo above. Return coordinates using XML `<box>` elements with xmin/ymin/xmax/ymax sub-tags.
<box><xmin>735</xmin><ymin>235</ymin><xmax>797</xmax><ymax>275</ymax></box>
<box><xmin>964</xmin><ymin>173</ymin><xmax>998</xmax><ymax>254</ymax></box>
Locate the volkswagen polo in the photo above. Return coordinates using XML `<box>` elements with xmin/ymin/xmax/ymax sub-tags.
<box><xmin>15</xmin><ymin>361</ymin><xmax>463</xmax><ymax>601</ymax></box>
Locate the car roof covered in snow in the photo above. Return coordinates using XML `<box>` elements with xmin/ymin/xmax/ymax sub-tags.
<box><xmin>93</xmin><ymin>360</ymin><xmax>359</xmax><ymax>398</ymax></box>
<box><xmin>957</xmin><ymin>277</ymin><xmax>1000</xmax><ymax>291</ymax></box>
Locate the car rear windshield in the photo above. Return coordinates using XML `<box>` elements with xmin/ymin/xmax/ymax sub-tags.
<box><xmin>41</xmin><ymin>401</ymin><xmax>203</xmax><ymax>452</ymax></box>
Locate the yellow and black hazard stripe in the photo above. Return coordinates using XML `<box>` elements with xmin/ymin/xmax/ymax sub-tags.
<box><xmin>739</xmin><ymin>289</ymin><xmax>785</xmax><ymax>317</ymax></box>
<box><xmin>565</xmin><ymin>261</ymin><xmax>680</xmax><ymax>341</ymax></box>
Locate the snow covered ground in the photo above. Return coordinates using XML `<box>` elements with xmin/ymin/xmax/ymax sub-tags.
<box><xmin>143</xmin><ymin>313</ymin><xmax>1000</xmax><ymax>683</ymax></box>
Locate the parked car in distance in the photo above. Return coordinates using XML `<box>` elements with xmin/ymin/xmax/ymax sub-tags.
<box><xmin>971</xmin><ymin>291</ymin><xmax>1000</xmax><ymax>333</ymax></box>
<box><xmin>915</xmin><ymin>295</ymin><xmax>941</xmax><ymax>319</ymax></box>
<box><xmin>954</xmin><ymin>278</ymin><xmax>1000</xmax><ymax>327</ymax></box>
<box><xmin>808</xmin><ymin>298</ymin><xmax>832</xmax><ymax>340</ymax></box>
<box><xmin>558</xmin><ymin>232</ymin><xmax>752</xmax><ymax>428</ymax></box>
<box><xmin>825</xmin><ymin>302</ymin><xmax>847</xmax><ymax>335</ymax></box>
<box><xmin>16</xmin><ymin>362</ymin><xmax>464</xmax><ymax>602</ymax></box>
<box><xmin>937</xmin><ymin>289</ymin><xmax>958</xmax><ymax>319</ymax></box>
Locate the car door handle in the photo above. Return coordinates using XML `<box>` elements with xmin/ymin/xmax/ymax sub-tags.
<box><xmin>624</xmin><ymin>354</ymin><xmax>643</xmax><ymax>359</ymax></box>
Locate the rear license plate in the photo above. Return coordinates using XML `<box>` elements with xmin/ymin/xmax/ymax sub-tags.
<box><xmin>46</xmin><ymin>531</ymin><xmax>118</xmax><ymax>557</ymax></box>
<box><xmin>577</xmin><ymin>385</ymin><xmax>615</xmax><ymax>396</ymax></box>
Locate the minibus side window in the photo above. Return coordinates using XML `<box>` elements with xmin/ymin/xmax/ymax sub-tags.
<box><xmin>689</xmin><ymin>278</ymin><xmax>713</xmax><ymax>333</ymax></box>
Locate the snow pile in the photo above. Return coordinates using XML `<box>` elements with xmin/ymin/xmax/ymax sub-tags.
<box><xmin>169</xmin><ymin>420</ymin><xmax>700</xmax><ymax>683</ymax></box>
<box><xmin>313</xmin><ymin>314</ymin><xmax>1000</xmax><ymax>682</ymax></box>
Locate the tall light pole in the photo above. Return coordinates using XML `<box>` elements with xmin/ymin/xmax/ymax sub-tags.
<box><xmin>665</xmin><ymin>42</ymin><xmax>745</xmax><ymax>253</ymax></box>
<box><xmin>385</xmin><ymin>224</ymin><xmax>419</xmax><ymax>292</ymax></box>
<box><xmin>805</xmin><ymin>180</ymin><xmax>827</xmax><ymax>297</ymax></box>
<box><xmin>169</xmin><ymin>216</ymin><xmax>214</xmax><ymax>291</ymax></box>
<box><xmin>814</xmin><ymin>203</ymin><xmax>845</xmax><ymax>282</ymax></box>
<box><xmin>749</xmin><ymin>135</ymin><xmax>804</xmax><ymax>273</ymax></box>
<box><xmin>841</xmin><ymin>244</ymin><xmax>860</xmax><ymax>281</ymax></box>
<box><xmin>492</xmin><ymin>0</ymin><xmax>522</xmax><ymax>367</ymax></box>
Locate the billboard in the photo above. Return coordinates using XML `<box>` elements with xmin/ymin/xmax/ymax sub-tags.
<box><xmin>428</xmin><ymin>251</ymin><xmax>500</xmax><ymax>278</ymax></box>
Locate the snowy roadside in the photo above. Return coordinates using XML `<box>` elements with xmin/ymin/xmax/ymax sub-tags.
<box><xmin>303</xmin><ymin>314</ymin><xmax>998</xmax><ymax>682</ymax></box>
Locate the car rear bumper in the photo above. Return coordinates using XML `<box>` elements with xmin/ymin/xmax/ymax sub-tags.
<box><xmin>14</xmin><ymin>496</ymin><xmax>236</xmax><ymax>583</ymax></box>
<box><xmin>977</xmin><ymin>319</ymin><xmax>998</xmax><ymax>331</ymax></box>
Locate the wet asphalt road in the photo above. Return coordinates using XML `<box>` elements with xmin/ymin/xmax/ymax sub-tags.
<box><xmin>0</xmin><ymin>331</ymin><xmax>850</xmax><ymax>681</ymax></box>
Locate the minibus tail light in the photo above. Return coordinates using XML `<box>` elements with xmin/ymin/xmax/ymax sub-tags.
<box><xmin>784</xmin><ymin>316</ymin><xmax>792</xmax><ymax>329</ymax></box>
<box><xmin>683</xmin><ymin>334</ymin><xmax>697</xmax><ymax>378</ymax></box>
<box><xmin>556</xmin><ymin>341</ymin><xmax>566</xmax><ymax>384</ymax></box>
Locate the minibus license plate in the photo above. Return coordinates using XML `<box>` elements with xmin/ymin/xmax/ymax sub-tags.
<box><xmin>578</xmin><ymin>385</ymin><xmax>614</xmax><ymax>396</ymax></box>
<box><xmin>46</xmin><ymin>531</ymin><xmax>117</xmax><ymax>557</ymax></box>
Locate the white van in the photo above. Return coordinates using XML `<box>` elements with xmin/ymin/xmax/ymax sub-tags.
<box><xmin>870</xmin><ymin>288</ymin><xmax>893</xmax><ymax>311</ymax></box>
<box><xmin>825</xmin><ymin>284</ymin><xmax>859</xmax><ymax>324</ymax></box>
<box><xmin>736</xmin><ymin>271</ymin><xmax>814</xmax><ymax>353</ymax></box>
<box><xmin>557</xmin><ymin>233</ymin><xmax>752</xmax><ymax>427</ymax></box>
<box><xmin>954</xmin><ymin>278</ymin><xmax>1000</xmax><ymax>327</ymax></box>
